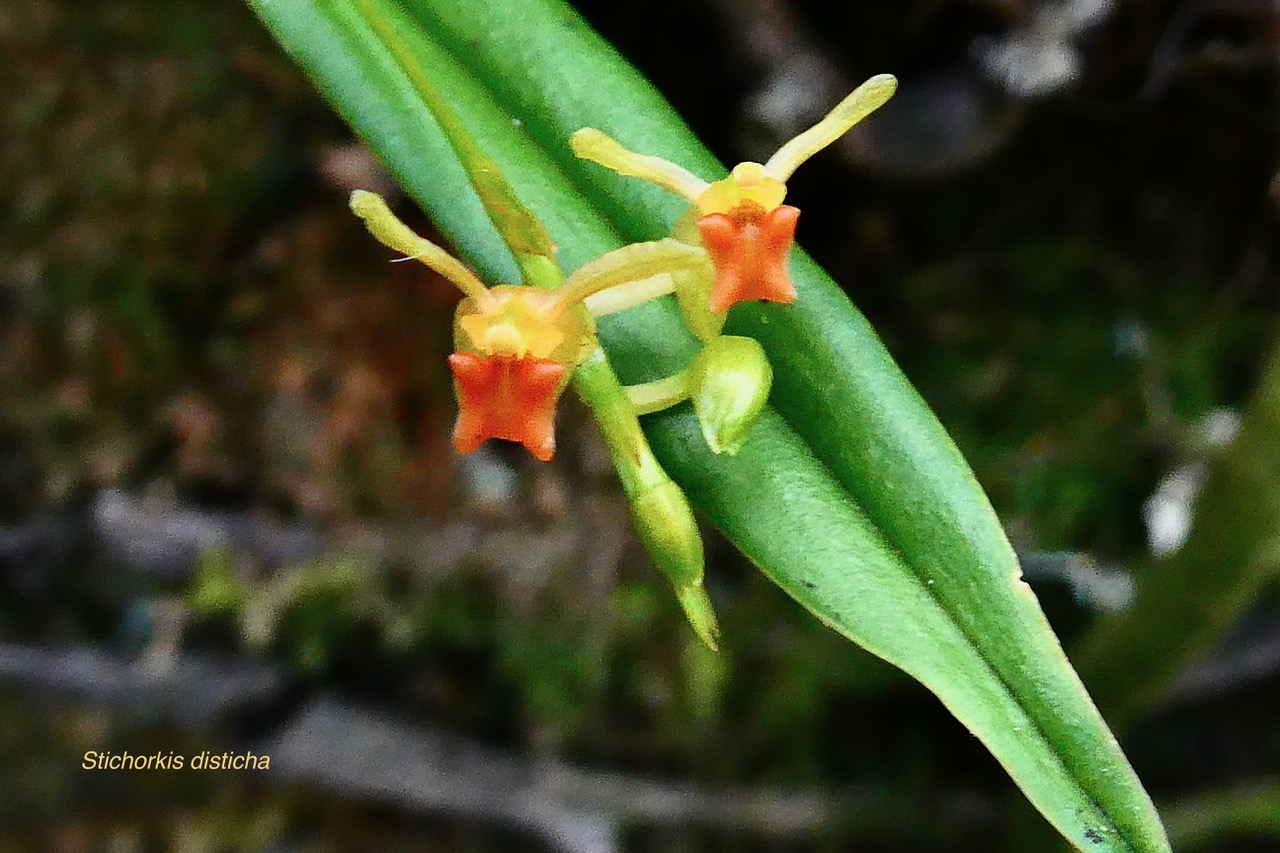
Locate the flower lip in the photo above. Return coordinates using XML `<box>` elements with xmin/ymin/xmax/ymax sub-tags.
<box><xmin>448</xmin><ymin>352</ymin><xmax>565</xmax><ymax>461</ymax></box>
<box><xmin>697</xmin><ymin>204</ymin><xmax>800</xmax><ymax>313</ymax></box>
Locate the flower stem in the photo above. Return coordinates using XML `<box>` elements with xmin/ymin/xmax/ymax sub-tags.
<box><xmin>625</xmin><ymin>370</ymin><xmax>692</xmax><ymax>415</ymax></box>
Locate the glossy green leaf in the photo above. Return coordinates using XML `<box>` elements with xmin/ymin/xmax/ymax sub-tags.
<box><xmin>245</xmin><ymin>1</ymin><xmax>1170</xmax><ymax>849</ymax></box>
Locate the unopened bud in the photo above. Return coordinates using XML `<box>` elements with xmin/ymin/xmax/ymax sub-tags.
<box><xmin>630</xmin><ymin>478</ymin><xmax>720</xmax><ymax>650</ymax></box>
<box><xmin>689</xmin><ymin>336</ymin><xmax>773</xmax><ymax>455</ymax></box>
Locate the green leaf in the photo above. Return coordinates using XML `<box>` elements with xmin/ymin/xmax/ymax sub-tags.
<box><xmin>244</xmin><ymin>1</ymin><xmax>1170</xmax><ymax>850</ymax></box>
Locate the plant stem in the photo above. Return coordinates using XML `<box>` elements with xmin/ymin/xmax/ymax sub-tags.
<box><xmin>626</xmin><ymin>370</ymin><xmax>692</xmax><ymax>415</ymax></box>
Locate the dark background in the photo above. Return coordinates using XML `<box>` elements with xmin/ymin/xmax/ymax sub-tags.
<box><xmin>2</xmin><ymin>0</ymin><xmax>1278</xmax><ymax>850</ymax></box>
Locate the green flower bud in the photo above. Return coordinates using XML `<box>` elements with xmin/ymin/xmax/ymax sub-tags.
<box><xmin>689</xmin><ymin>335</ymin><xmax>774</xmax><ymax>455</ymax></box>
<box><xmin>631</xmin><ymin>478</ymin><xmax>720</xmax><ymax>650</ymax></box>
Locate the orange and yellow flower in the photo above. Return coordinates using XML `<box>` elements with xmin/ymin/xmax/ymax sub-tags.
<box><xmin>571</xmin><ymin>74</ymin><xmax>898</xmax><ymax>315</ymax></box>
<box><xmin>349</xmin><ymin>190</ymin><xmax>708</xmax><ymax>461</ymax></box>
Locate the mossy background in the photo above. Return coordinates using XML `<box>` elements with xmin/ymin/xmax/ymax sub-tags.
<box><xmin>2</xmin><ymin>1</ymin><xmax>1278</xmax><ymax>850</ymax></box>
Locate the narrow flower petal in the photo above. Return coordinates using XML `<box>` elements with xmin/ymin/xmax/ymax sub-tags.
<box><xmin>697</xmin><ymin>205</ymin><xmax>800</xmax><ymax>313</ymax></box>
<box><xmin>448</xmin><ymin>353</ymin><xmax>565</xmax><ymax>461</ymax></box>
<box><xmin>557</xmin><ymin>238</ymin><xmax>708</xmax><ymax>306</ymax></box>
<box><xmin>583</xmin><ymin>272</ymin><xmax>676</xmax><ymax>317</ymax></box>
<box><xmin>763</xmin><ymin>74</ymin><xmax>898</xmax><ymax>181</ymax></box>
<box><xmin>349</xmin><ymin>190</ymin><xmax>491</xmax><ymax>303</ymax></box>
<box><xmin>570</xmin><ymin>128</ymin><xmax>709</xmax><ymax>202</ymax></box>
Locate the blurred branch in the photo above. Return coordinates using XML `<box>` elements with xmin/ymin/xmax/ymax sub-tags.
<box><xmin>1018</xmin><ymin>550</ymin><xmax>1135</xmax><ymax>613</ymax></box>
<box><xmin>704</xmin><ymin>0</ymin><xmax>1024</xmax><ymax>176</ymax></box>
<box><xmin>1072</xmin><ymin>331</ymin><xmax>1280</xmax><ymax>727</ymax></box>
<box><xmin>0</xmin><ymin>642</ymin><xmax>994</xmax><ymax>853</ymax></box>
<box><xmin>1160</xmin><ymin>617</ymin><xmax>1280</xmax><ymax>707</ymax></box>
<box><xmin>0</xmin><ymin>486</ymin><xmax>615</xmax><ymax>603</ymax></box>
<box><xmin>1164</xmin><ymin>778</ymin><xmax>1280</xmax><ymax>850</ymax></box>
<box><xmin>20</xmin><ymin>638</ymin><xmax>1273</xmax><ymax>853</ymax></box>
<box><xmin>259</xmin><ymin>696</ymin><xmax>998</xmax><ymax>852</ymax></box>
<box><xmin>1141</xmin><ymin>0</ymin><xmax>1280</xmax><ymax>101</ymax></box>
<box><xmin>976</xmin><ymin>0</ymin><xmax>1114</xmax><ymax>96</ymax></box>
<box><xmin>0</xmin><ymin>643</ymin><xmax>289</xmax><ymax>727</ymax></box>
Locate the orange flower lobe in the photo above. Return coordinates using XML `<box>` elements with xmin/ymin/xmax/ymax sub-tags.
<box><xmin>448</xmin><ymin>353</ymin><xmax>565</xmax><ymax>461</ymax></box>
<box><xmin>697</xmin><ymin>204</ymin><xmax>800</xmax><ymax>313</ymax></box>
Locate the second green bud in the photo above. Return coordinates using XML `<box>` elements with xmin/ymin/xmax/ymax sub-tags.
<box><xmin>689</xmin><ymin>335</ymin><xmax>773</xmax><ymax>455</ymax></box>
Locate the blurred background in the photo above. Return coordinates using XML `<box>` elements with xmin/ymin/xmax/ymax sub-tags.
<box><xmin>2</xmin><ymin>0</ymin><xmax>1279</xmax><ymax>850</ymax></box>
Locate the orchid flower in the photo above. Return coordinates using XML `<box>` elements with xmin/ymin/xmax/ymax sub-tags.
<box><xmin>571</xmin><ymin>74</ymin><xmax>897</xmax><ymax>318</ymax></box>
<box><xmin>350</xmin><ymin>190</ymin><xmax>708</xmax><ymax>461</ymax></box>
